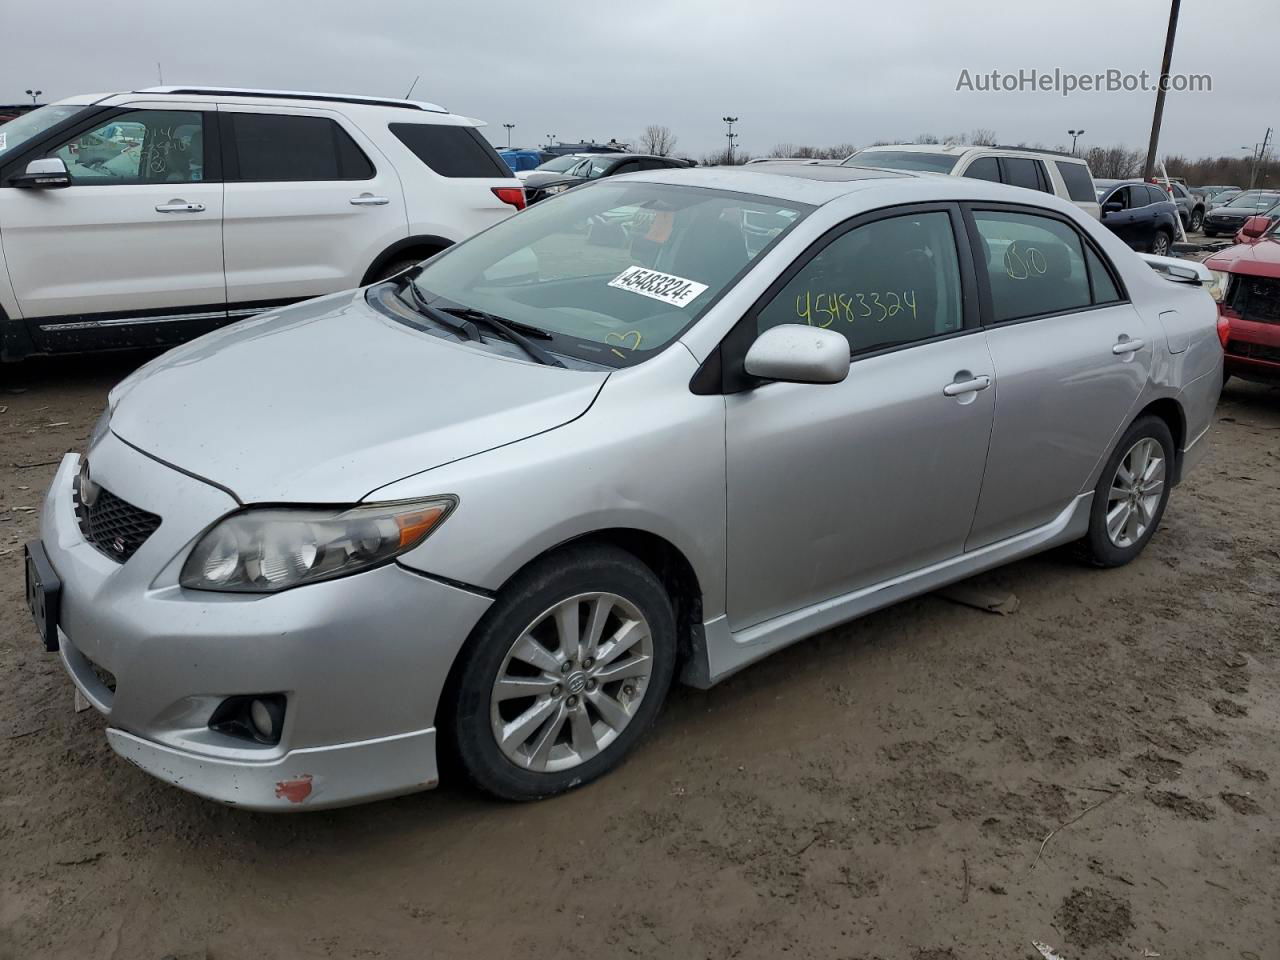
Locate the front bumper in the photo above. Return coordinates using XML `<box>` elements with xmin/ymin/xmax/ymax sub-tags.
<box><xmin>39</xmin><ymin>438</ymin><xmax>492</xmax><ymax>810</ymax></box>
<box><xmin>1225</xmin><ymin>314</ymin><xmax>1280</xmax><ymax>384</ymax></box>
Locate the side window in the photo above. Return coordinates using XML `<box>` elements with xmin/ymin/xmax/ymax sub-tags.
<box><xmin>962</xmin><ymin>157</ymin><xmax>1001</xmax><ymax>182</ymax></box>
<box><xmin>1146</xmin><ymin>185</ymin><xmax>1168</xmax><ymax>205</ymax></box>
<box><xmin>1129</xmin><ymin>186</ymin><xmax>1150</xmax><ymax>208</ymax></box>
<box><xmin>1002</xmin><ymin>157</ymin><xmax>1045</xmax><ymax>192</ymax></box>
<box><xmin>1085</xmin><ymin>246</ymin><xmax>1122</xmax><ymax>303</ymax></box>
<box><xmin>227</xmin><ymin>114</ymin><xmax>373</xmax><ymax>182</ymax></box>
<box><xmin>50</xmin><ymin>110</ymin><xmax>205</xmax><ymax>185</ymax></box>
<box><xmin>1055</xmin><ymin>161</ymin><xmax>1096</xmax><ymax>203</ymax></box>
<box><xmin>756</xmin><ymin>211</ymin><xmax>964</xmax><ymax>355</ymax></box>
<box><xmin>388</xmin><ymin>123</ymin><xmax>511</xmax><ymax>178</ymax></box>
<box><xmin>973</xmin><ymin>211</ymin><xmax>1092</xmax><ymax>322</ymax></box>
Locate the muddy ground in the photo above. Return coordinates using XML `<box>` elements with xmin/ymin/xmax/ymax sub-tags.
<box><xmin>0</xmin><ymin>353</ymin><xmax>1277</xmax><ymax>960</ymax></box>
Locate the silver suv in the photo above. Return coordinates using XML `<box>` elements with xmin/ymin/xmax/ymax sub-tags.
<box><xmin>27</xmin><ymin>165</ymin><xmax>1221</xmax><ymax>809</ymax></box>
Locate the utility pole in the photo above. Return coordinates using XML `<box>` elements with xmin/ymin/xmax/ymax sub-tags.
<box><xmin>503</xmin><ymin>123</ymin><xmax>515</xmax><ymax>149</ymax></box>
<box><xmin>1249</xmin><ymin>128</ymin><xmax>1272</xmax><ymax>190</ymax></box>
<box><xmin>722</xmin><ymin>116</ymin><xmax>739</xmax><ymax>165</ymax></box>
<box><xmin>1068</xmin><ymin>129</ymin><xmax>1085</xmax><ymax>155</ymax></box>
<box><xmin>25</xmin><ymin>88</ymin><xmax>41</xmax><ymax>105</ymax></box>
<box><xmin>1142</xmin><ymin>0</ymin><xmax>1181</xmax><ymax>180</ymax></box>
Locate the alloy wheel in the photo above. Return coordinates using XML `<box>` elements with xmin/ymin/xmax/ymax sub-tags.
<box><xmin>1105</xmin><ymin>437</ymin><xmax>1166</xmax><ymax>548</ymax></box>
<box><xmin>489</xmin><ymin>592</ymin><xmax>654</xmax><ymax>772</ymax></box>
<box><xmin>1189</xmin><ymin>210</ymin><xmax>1203</xmax><ymax>232</ymax></box>
<box><xmin>1152</xmin><ymin>233</ymin><xmax>1170</xmax><ymax>256</ymax></box>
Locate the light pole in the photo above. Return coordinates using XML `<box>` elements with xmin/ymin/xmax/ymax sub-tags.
<box><xmin>502</xmin><ymin>123</ymin><xmax>515</xmax><ymax>149</ymax></box>
<box><xmin>546</xmin><ymin>133</ymin><xmax>556</xmax><ymax>148</ymax></box>
<box><xmin>1068</xmin><ymin>129</ymin><xmax>1085</xmax><ymax>155</ymax></box>
<box><xmin>25</xmin><ymin>88</ymin><xmax>42</xmax><ymax>105</ymax></box>
<box><xmin>722</xmin><ymin>116</ymin><xmax>739</xmax><ymax>165</ymax></box>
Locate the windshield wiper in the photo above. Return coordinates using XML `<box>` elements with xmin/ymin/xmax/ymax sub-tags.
<box><xmin>395</xmin><ymin>277</ymin><xmax>482</xmax><ymax>343</ymax></box>
<box><xmin>439</xmin><ymin>305</ymin><xmax>565</xmax><ymax>368</ymax></box>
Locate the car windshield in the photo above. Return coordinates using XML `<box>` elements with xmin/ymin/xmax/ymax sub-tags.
<box><xmin>842</xmin><ymin>150</ymin><xmax>958</xmax><ymax>173</ymax></box>
<box><xmin>0</xmin><ymin>104</ymin><xmax>88</xmax><ymax>158</ymax></box>
<box><xmin>403</xmin><ymin>181</ymin><xmax>810</xmax><ymax>367</ymax></box>
<box><xmin>535</xmin><ymin>155</ymin><xmax>586</xmax><ymax>173</ymax></box>
<box><xmin>1226</xmin><ymin>192</ymin><xmax>1280</xmax><ymax>209</ymax></box>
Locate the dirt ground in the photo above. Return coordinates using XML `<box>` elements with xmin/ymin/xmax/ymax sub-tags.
<box><xmin>1</xmin><ymin>352</ymin><xmax>1277</xmax><ymax>960</ymax></box>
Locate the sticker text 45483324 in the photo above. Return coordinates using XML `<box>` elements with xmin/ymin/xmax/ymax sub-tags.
<box><xmin>608</xmin><ymin>266</ymin><xmax>709</xmax><ymax>309</ymax></box>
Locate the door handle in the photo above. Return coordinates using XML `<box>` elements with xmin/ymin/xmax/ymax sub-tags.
<box><xmin>942</xmin><ymin>375</ymin><xmax>991</xmax><ymax>397</ymax></box>
<box><xmin>350</xmin><ymin>195</ymin><xmax>389</xmax><ymax>206</ymax></box>
<box><xmin>1112</xmin><ymin>337</ymin><xmax>1145</xmax><ymax>355</ymax></box>
<box><xmin>155</xmin><ymin>202</ymin><xmax>205</xmax><ymax>213</ymax></box>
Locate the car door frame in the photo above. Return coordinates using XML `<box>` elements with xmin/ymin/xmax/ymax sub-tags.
<box><xmin>0</xmin><ymin>104</ymin><xmax>229</xmax><ymax>357</ymax></box>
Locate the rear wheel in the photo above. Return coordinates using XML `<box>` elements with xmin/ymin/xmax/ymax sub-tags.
<box><xmin>1150</xmin><ymin>230</ymin><xmax>1171</xmax><ymax>256</ymax></box>
<box><xmin>1081</xmin><ymin>416</ymin><xmax>1175</xmax><ymax>568</ymax></box>
<box><xmin>443</xmin><ymin>544</ymin><xmax>676</xmax><ymax>800</ymax></box>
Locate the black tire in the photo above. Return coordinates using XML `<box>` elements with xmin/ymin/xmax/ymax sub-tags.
<box><xmin>1189</xmin><ymin>208</ymin><xmax>1204</xmax><ymax>232</ymax></box>
<box><xmin>442</xmin><ymin>544</ymin><xmax>677</xmax><ymax>801</ymax></box>
<box><xmin>370</xmin><ymin>257</ymin><xmax>423</xmax><ymax>283</ymax></box>
<box><xmin>1203</xmin><ymin>227</ymin><xmax>1218</xmax><ymax>238</ymax></box>
<box><xmin>1149</xmin><ymin>230</ymin><xmax>1172</xmax><ymax>256</ymax></box>
<box><xmin>1081</xmin><ymin>415</ymin><xmax>1175</xmax><ymax>568</ymax></box>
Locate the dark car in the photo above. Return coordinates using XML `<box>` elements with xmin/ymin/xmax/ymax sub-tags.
<box><xmin>1203</xmin><ymin>190</ymin><xmax>1280</xmax><ymax>238</ymax></box>
<box><xmin>1094</xmin><ymin>179</ymin><xmax>1180</xmax><ymax>255</ymax></box>
<box><xmin>1161</xmin><ymin>181</ymin><xmax>1207</xmax><ymax>232</ymax></box>
<box><xmin>523</xmin><ymin>153</ymin><xmax>691</xmax><ymax>204</ymax></box>
<box><xmin>1195</xmin><ymin>184</ymin><xmax>1241</xmax><ymax>207</ymax></box>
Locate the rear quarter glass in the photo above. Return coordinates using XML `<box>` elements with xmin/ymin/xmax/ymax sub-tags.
<box><xmin>390</xmin><ymin>123</ymin><xmax>512</xmax><ymax>178</ymax></box>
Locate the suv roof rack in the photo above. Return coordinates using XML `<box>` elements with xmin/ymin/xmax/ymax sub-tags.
<box><xmin>135</xmin><ymin>87</ymin><xmax>448</xmax><ymax>114</ymax></box>
<box><xmin>987</xmin><ymin>144</ymin><xmax>1079</xmax><ymax>159</ymax></box>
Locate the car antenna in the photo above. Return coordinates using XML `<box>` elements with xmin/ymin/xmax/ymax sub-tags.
<box><xmin>404</xmin><ymin>75</ymin><xmax>420</xmax><ymax>99</ymax></box>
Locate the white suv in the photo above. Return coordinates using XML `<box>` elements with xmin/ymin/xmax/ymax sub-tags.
<box><xmin>0</xmin><ymin>87</ymin><xmax>525</xmax><ymax>361</ymax></box>
<box><xmin>843</xmin><ymin>144</ymin><xmax>1101</xmax><ymax>219</ymax></box>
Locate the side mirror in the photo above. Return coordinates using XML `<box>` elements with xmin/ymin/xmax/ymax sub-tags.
<box><xmin>744</xmin><ymin>324</ymin><xmax>850</xmax><ymax>385</ymax></box>
<box><xmin>11</xmin><ymin>157</ymin><xmax>71</xmax><ymax>189</ymax></box>
<box><xmin>1240</xmin><ymin>215</ymin><xmax>1270</xmax><ymax>239</ymax></box>
<box><xmin>1102</xmin><ymin>200</ymin><xmax>1123</xmax><ymax>214</ymax></box>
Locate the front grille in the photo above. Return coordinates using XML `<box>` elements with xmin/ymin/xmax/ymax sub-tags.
<box><xmin>1230</xmin><ymin>276</ymin><xmax>1280</xmax><ymax>325</ymax></box>
<box><xmin>1229</xmin><ymin>340</ymin><xmax>1280</xmax><ymax>364</ymax></box>
<box><xmin>74</xmin><ymin>482</ymin><xmax>162</xmax><ymax>563</ymax></box>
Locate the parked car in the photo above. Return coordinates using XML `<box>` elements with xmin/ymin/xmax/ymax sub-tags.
<box><xmin>1094</xmin><ymin>180</ymin><xmax>1181</xmax><ymax>255</ymax></box>
<box><xmin>842</xmin><ymin>143</ymin><xmax>1100</xmax><ymax>218</ymax></box>
<box><xmin>514</xmin><ymin>152</ymin><xmax>593</xmax><ymax>182</ymax></box>
<box><xmin>1205</xmin><ymin>215</ymin><xmax>1280</xmax><ymax>386</ymax></box>
<box><xmin>26</xmin><ymin>165</ymin><xmax>1221</xmax><ymax>810</ymax></box>
<box><xmin>522</xmin><ymin>153</ymin><xmax>692</xmax><ymax>204</ymax></box>
<box><xmin>0</xmin><ymin>87</ymin><xmax>525</xmax><ymax>362</ymax></box>
<box><xmin>499</xmin><ymin>149</ymin><xmax>551</xmax><ymax>173</ymax></box>
<box><xmin>1158</xmin><ymin>180</ymin><xmax>1207</xmax><ymax>232</ymax></box>
<box><xmin>1195</xmin><ymin>185</ymin><xmax>1241</xmax><ymax>206</ymax></box>
<box><xmin>1202</xmin><ymin>190</ymin><xmax>1280</xmax><ymax>238</ymax></box>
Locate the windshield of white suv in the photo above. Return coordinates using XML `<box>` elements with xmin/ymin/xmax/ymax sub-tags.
<box><xmin>842</xmin><ymin>150</ymin><xmax>959</xmax><ymax>173</ymax></box>
<box><xmin>396</xmin><ymin>181</ymin><xmax>811</xmax><ymax>367</ymax></box>
<box><xmin>0</xmin><ymin>104</ymin><xmax>88</xmax><ymax>158</ymax></box>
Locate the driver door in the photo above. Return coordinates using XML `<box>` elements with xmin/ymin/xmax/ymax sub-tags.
<box><xmin>0</xmin><ymin>104</ymin><xmax>224</xmax><ymax>330</ymax></box>
<box><xmin>724</xmin><ymin>205</ymin><xmax>995</xmax><ymax>630</ymax></box>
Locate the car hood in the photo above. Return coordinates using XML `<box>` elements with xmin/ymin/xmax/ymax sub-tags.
<box><xmin>1206</xmin><ymin>238</ymin><xmax>1280</xmax><ymax>278</ymax></box>
<box><xmin>108</xmin><ymin>291</ymin><xmax>608</xmax><ymax>503</ymax></box>
<box><xmin>523</xmin><ymin>172</ymin><xmax>586</xmax><ymax>189</ymax></box>
<box><xmin>1208</xmin><ymin>205</ymin><xmax>1268</xmax><ymax>217</ymax></box>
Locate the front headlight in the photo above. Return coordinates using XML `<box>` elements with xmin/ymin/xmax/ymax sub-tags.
<box><xmin>543</xmin><ymin>184</ymin><xmax>569</xmax><ymax>195</ymax></box>
<box><xmin>88</xmin><ymin>405</ymin><xmax>112</xmax><ymax>450</ymax></box>
<box><xmin>1207</xmin><ymin>269</ymin><xmax>1232</xmax><ymax>302</ymax></box>
<box><xmin>180</xmin><ymin>497</ymin><xmax>455</xmax><ymax>593</ymax></box>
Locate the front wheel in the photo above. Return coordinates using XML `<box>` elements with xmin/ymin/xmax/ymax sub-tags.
<box><xmin>1203</xmin><ymin>227</ymin><xmax>1218</xmax><ymax>238</ymax></box>
<box><xmin>442</xmin><ymin>544</ymin><xmax>676</xmax><ymax>800</ymax></box>
<box><xmin>1189</xmin><ymin>208</ymin><xmax>1204</xmax><ymax>232</ymax></box>
<box><xmin>1081</xmin><ymin>416</ymin><xmax>1175</xmax><ymax>568</ymax></box>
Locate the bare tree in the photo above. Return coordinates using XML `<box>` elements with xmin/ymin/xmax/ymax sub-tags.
<box><xmin>942</xmin><ymin>132</ymin><xmax>968</xmax><ymax>145</ymax></box>
<box><xmin>638</xmin><ymin>125</ymin><xmax>678</xmax><ymax>156</ymax></box>
<box><xmin>970</xmin><ymin>127</ymin><xmax>997</xmax><ymax>146</ymax></box>
<box><xmin>916</xmin><ymin>132</ymin><xmax>940</xmax><ymax>144</ymax></box>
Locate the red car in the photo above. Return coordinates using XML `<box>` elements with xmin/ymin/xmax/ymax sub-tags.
<box><xmin>1205</xmin><ymin>215</ymin><xmax>1280</xmax><ymax>386</ymax></box>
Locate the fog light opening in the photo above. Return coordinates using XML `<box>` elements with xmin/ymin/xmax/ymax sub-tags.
<box><xmin>209</xmin><ymin>694</ymin><xmax>286</xmax><ymax>746</ymax></box>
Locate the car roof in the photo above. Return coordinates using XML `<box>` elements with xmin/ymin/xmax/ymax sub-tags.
<box><xmin>114</xmin><ymin>86</ymin><xmax>451</xmax><ymax>114</ymax></box>
<box><xmin>858</xmin><ymin>142</ymin><xmax>1083</xmax><ymax>161</ymax></box>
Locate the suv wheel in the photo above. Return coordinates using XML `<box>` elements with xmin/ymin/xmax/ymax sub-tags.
<box><xmin>443</xmin><ymin>544</ymin><xmax>676</xmax><ymax>800</ymax></box>
<box><xmin>1150</xmin><ymin>230</ymin><xmax>1171</xmax><ymax>256</ymax></box>
<box><xmin>1189</xmin><ymin>208</ymin><xmax>1204</xmax><ymax>232</ymax></box>
<box><xmin>1081</xmin><ymin>415</ymin><xmax>1175</xmax><ymax>568</ymax></box>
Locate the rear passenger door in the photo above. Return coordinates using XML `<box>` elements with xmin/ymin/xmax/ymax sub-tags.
<box><xmin>219</xmin><ymin>106</ymin><xmax>406</xmax><ymax>306</ymax></box>
<box><xmin>964</xmin><ymin>205</ymin><xmax>1151</xmax><ymax>549</ymax></box>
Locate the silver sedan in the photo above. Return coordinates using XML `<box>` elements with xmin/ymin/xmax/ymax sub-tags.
<box><xmin>26</xmin><ymin>165</ymin><xmax>1223</xmax><ymax>809</ymax></box>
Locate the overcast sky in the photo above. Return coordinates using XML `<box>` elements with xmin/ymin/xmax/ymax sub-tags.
<box><xmin>4</xmin><ymin>0</ymin><xmax>1274</xmax><ymax>160</ymax></box>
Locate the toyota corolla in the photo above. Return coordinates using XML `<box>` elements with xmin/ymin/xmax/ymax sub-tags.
<box><xmin>26</xmin><ymin>164</ymin><xmax>1222</xmax><ymax>809</ymax></box>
